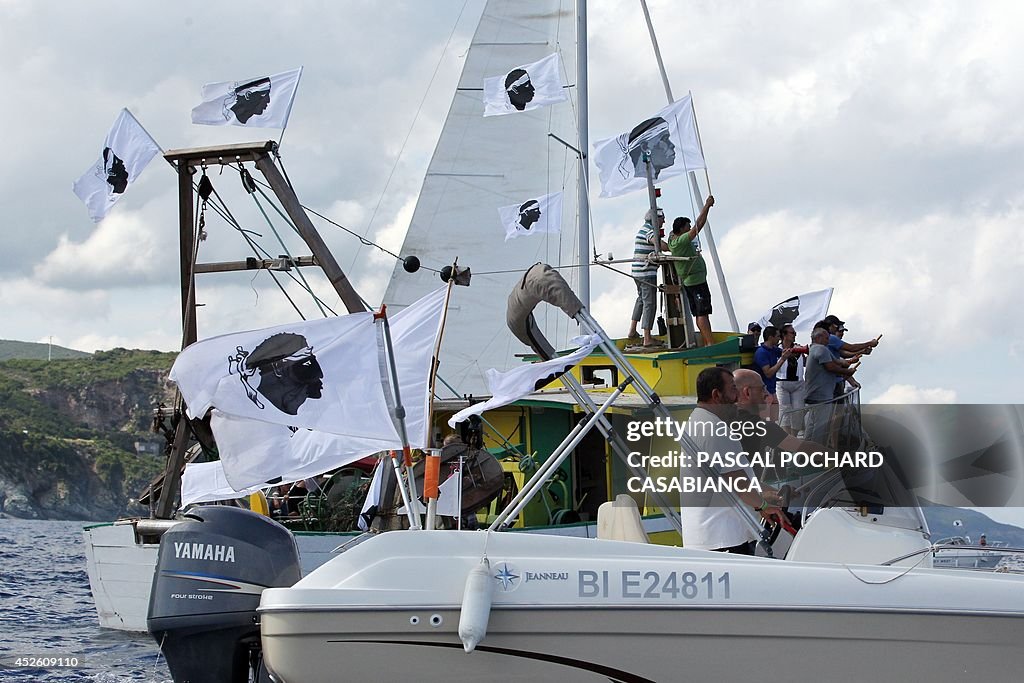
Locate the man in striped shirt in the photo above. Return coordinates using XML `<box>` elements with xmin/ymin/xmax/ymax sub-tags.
<box><xmin>627</xmin><ymin>207</ymin><xmax>669</xmax><ymax>347</ymax></box>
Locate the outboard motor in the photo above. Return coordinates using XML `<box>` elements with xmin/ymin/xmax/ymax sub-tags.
<box><xmin>147</xmin><ymin>506</ymin><xmax>301</xmax><ymax>683</ymax></box>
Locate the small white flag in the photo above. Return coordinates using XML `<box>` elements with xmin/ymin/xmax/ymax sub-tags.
<box><xmin>483</xmin><ymin>53</ymin><xmax>567</xmax><ymax>117</ymax></box>
<box><xmin>357</xmin><ymin>460</ymin><xmax>386</xmax><ymax>531</ymax></box>
<box><xmin>498</xmin><ymin>191</ymin><xmax>562</xmax><ymax>241</ymax></box>
<box><xmin>72</xmin><ymin>109</ymin><xmax>161</xmax><ymax>222</ymax></box>
<box><xmin>191</xmin><ymin>67</ymin><xmax>302</xmax><ymax>128</ymax></box>
<box><xmin>448</xmin><ymin>335</ymin><xmax>601</xmax><ymax>427</ymax></box>
<box><xmin>180</xmin><ymin>460</ymin><xmax>265</xmax><ymax>507</ymax></box>
<box><xmin>756</xmin><ymin>288</ymin><xmax>834</xmax><ymax>338</ymax></box>
<box><xmin>435</xmin><ymin>471</ymin><xmax>462</xmax><ymax>517</ymax></box>
<box><xmin>592</xmin><ymin>94</ymin><xmax>706</xmax><ymax>198</ymax></box>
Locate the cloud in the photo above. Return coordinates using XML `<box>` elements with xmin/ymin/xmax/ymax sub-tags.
<box><xmin>33</xmin><ymin>209</ymin><xmax>169</xmax><ymax>289</ymax></box>
<box><xmin>869</xmin><ymin>384</ymin><xmax>957</xmax><ymax>404</ymax></box>
<box><xmin>2</xmin><ymin>0</ymin><xmax>1023</xmax><ymax>405</ymax></box>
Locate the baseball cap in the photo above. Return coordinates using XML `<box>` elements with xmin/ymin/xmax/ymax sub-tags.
<box><xmin>747</xmin><ymin>322</ymin><xmax>762</xmax><ymax>332</ymax></box>
<box><xmin>822</xmin><ymin>314</ymin><xmax>845</xmax><ymax>327</ymax></box>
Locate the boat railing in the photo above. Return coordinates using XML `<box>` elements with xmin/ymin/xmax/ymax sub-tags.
<box><xmin>767</xmin><ymin>389</ymin><xmax>930</xmax><ymax>537</ymax></box>
<box><xmin>882</xmin><ymin>543</ymin><xmax>1024</xmax><ymax>571</ymax></box>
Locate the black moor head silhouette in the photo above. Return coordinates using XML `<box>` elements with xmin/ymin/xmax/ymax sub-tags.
<box><xmin>231</xmin><ymin>332</ymin><xmax>323</xmax><ymax>415</ymax></box>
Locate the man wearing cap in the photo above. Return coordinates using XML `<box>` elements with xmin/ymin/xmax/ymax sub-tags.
<box><xmin>804</xmin><ymin>327</ymin><xmax>859</xmax><ymax>443</ymax></box>
<box><xmin>817</xmin><ymin>315</ymin><xmax>879</xmax><ymax>395</ymax></box>
<box><xmin>628</xmin><ymin>207</ymin><xmax>669</xmax><ymax>347</ymax></box>
<box><xmin>668</xmin><ymin>195</ymin><xmax>716</xmax><ymax>347</ymax></box>
<box><xmin>821</xmin><ymin>315</ymin><xmax>879</xmax><ymax>358</ymax></box>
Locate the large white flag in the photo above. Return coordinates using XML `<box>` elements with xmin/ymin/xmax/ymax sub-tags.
<box><xmin>448</xmin><ymin>335</ymin><xmax>601</xmax><ymax>427</ymax></box>
<box><xmin>72</xmin><ymin>109</ymin><xmax>161</xmax><ymax>222</ymax></box>
<box><xmin>498</xmin><ymin>191</ymin><xmax>562</xmax><ymax>241</ymax></box>
<box><xmin>190</xmin><ymin>288</ymin><xmax>447</xmax><ymax>491</ymax></box>
<box><xmin>483</xmin><ymin>53</ymin><xmax>567</xmax><ymax>117</ymax></box>
<box><xmin>756</xmin><ymin>288</ymin><xmax>834</xmax><ymax>338</ymax></box>
<box><xmin>191</xmin><ymin>67</ymin><xmax>302</xmax><ymax>128</ymax></box>
<box><xmin>170</xmin><ymin>309</ymin><xmax>398</xmax><ymax>440</ymax></box>
<box><xmin>592</xmin><ymin>94</ymin><xmax>706</xmax><ymax>198</ymax></box>
<box><xmin>209</xmin><ymin>411</ymin><xmax>394</xmax><ymax>491</ymax></box>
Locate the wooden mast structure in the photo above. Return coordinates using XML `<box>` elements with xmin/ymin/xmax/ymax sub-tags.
<box><xmin>151</xmin><ymin>140</ymin><xmax>366</xmax><ymax>519</ymax></box>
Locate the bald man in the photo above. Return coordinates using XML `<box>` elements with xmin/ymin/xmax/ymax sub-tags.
<box><xmin>733</xmin><ymin>369</ymin><xmax>821</xmax><ymax>454</ymax></box>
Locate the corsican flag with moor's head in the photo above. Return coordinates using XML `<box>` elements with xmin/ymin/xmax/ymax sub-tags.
<box><xmin>483</xmin><ymin>53</ymin><xmax>567</xmax><ymax>117</ymax></box>
<box><xmin>498</xmin><ymin>192</ymin><xmax>562</xmax><ymax>242</ymax></box>
<box><xmin>756</xmin><ymin>288</ymin><xmax>834</xmax><ymax>338</ymax></box>
<box><xmin>172</xmin><ymin>288</ymin><xmax>447</xmax><ymax>492</ymax></box>
<box><xmin>592</xmin><ymin>94</ymin><xmax>706</xmax><ymax>198</ymax></box>
<box><xmin>72</xmin><ymin>108</ymin><xmax>161</xmax><ymax>222</ymax></box>
<box><xmin>191</xmin><ymin>67</ymin><xmax>303</xmax><ymax>129</ymax></box>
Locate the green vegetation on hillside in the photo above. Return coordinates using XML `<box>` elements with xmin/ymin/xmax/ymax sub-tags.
<box><xmin>0</xmin><ymin>339</ymin><xmax>91</xmax><ymax>361</ymax></box>
<box><xmin>0</xmin><ymin>348</ymin><xmax>176</xmax><ymax>519</ymax></box>
<box><xmin>1</xmin><ymin>348</ymin><xmax>176</xmax><ymax>390</ymax></box>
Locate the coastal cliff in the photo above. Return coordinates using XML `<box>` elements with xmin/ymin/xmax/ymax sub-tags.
<box><xmin>0</xmin><ymin>346</ymin><xmax>176</xmax><ymax>520</ymax></box>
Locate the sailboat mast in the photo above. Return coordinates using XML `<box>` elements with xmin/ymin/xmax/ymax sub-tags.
<box><xmin>639</xmin><ymin>0</ymin><xmax>740</xmax><ymax>332</ymax></box>
<box><xmin>576</xmin><ymin>0</ymin><xmax>590</xmax><ymax>308</ymax></box>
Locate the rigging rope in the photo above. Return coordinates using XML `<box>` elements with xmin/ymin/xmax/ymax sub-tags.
<box><xmin>345</xmin><ymin>0</ymin><xmax>474</xmax><ymax>275</ymax></box>
<box><xmin>243</xmin><ymin>168</ymin><xmax>328</xmax><ymax>317</ymax></box>
<box><xmin>202</xmin><ymin>182</ymin><xmax>309</xmax><ymax>320</ymax></box>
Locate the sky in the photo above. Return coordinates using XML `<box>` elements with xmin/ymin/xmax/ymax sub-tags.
<box><xmin>0</xmin><ymin>0</ymin><xmax>1021</xmax><ymax>525</ymax></box>
<box><xmin>1</xmin><ymin>0</ymin><xmax>1022</xmax><ymax>406</ymax></box>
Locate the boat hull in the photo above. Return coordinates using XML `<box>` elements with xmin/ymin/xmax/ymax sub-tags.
<box><xmin>83</xmin><ymin>516</ymin><xmax>666</xmax><ymax>631</ymax></box>
<box><xmin>261</xmin><ymin>605</ymin><xmax>1024</xmax><ymax>682</ymax></box>
<box><xmin>259</xmin><ymin>530</ymin><xmax>1024</xmax><ymax>682</ymax></box>
<box><xmin>82</xmin><ymin>521</ymin><xmax>357</xmax><ymax>631</ymax></box>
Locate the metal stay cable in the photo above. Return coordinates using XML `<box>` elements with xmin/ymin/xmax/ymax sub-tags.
<box><xmin>204</xmin><ymin>180</ymin><xmax>311</xmax><ymax>320</ymax></box>
<box><xmin>243</xmin><ymin>170</ymin><xmax>328</xmax><ymax>317</ymax></box>
<box><xmin>230</xmin><ymin>162</ymin><xmax>442</xmax><ymax>275</ymax></box>
<box><xmin>345</xmin><ymin>0</ymin><xmax>472</xmax><ymax>274</ymax></box>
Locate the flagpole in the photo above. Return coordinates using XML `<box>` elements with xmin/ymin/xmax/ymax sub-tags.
<box><xmin>576</xmin><ymin>0</ymin><xmax>591</xmax><ymax>308</ymax></box>
<box><xmin>123</xmin><ymin>108</ymin><xmax>165</xmax><ymax>153</ymax></box>
<box><xmin>424</xmin><ymin>266</ymin><xmax>457</xmax><ymax>530</ymax></box>
<box><xmin>276</xmin><ymin>66</ymin><xmax>303</xmax><ymax>149</ymax></box>
<box><xmin>690</xmin><ymin>101</ymin><xmax>713</xmax><ymax>196</ymax></box>
<box><xmin>374</xmin><ymin>305</ymin><xmax>422</xmax><ymax>530</ymax></box>
<box><xmin>638</xmin><ymin>1</ymin><xmax>739</xmax><ymax>332</ymax></box>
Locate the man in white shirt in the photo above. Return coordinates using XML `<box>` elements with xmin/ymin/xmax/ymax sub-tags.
<box><xmin>680</xmin><ymin>366</ymin><xmax>785</xmax><ymax>554</ymax></box>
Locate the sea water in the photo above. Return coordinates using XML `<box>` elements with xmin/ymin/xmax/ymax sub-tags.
<box><xmin>0</xmin><ymin>520</ymin><xmax>170</xmax><ymax>682</ymax></box>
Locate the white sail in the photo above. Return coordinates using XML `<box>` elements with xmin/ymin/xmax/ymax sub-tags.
<box><xmin>384</xmin><ymin>0</ymin><xmax>579</xmax><ymax>396</ymax></box>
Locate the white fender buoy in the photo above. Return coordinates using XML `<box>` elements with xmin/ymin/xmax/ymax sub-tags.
<box><xmin>457</xmin><ymin>558</ymin><xmax>493</xmax><ymax>653</ymax></box>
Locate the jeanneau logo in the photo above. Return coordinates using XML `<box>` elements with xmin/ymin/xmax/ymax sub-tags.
<box><xmin>524</xmin><ymin>571</ymin><xmax>569</xmax><ymax>584</ymax></box>
<box><xmin>493</xmin><ymin>562</ymin><xmax>521</xmax><ymax>592</ymax></box>
<box><xmin>173</xmin><ymin>542</ymin><xmax>236</xmax><ymax>563</ymax></box>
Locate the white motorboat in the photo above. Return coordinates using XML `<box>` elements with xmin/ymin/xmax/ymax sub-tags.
<box><xmin>255</xmin><ymin>262</ymin><xmax>1024</xmax><ymax>681</ymax></box>
<box><xmin>258</xmin><ymin>525</ymin><xmax>1024</xmax><ymax>682</ymax></box>
<box><xmin>931</xmin><ymin>536</ymin><xmax>1007</xmax><ymax>570</ymax></box>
